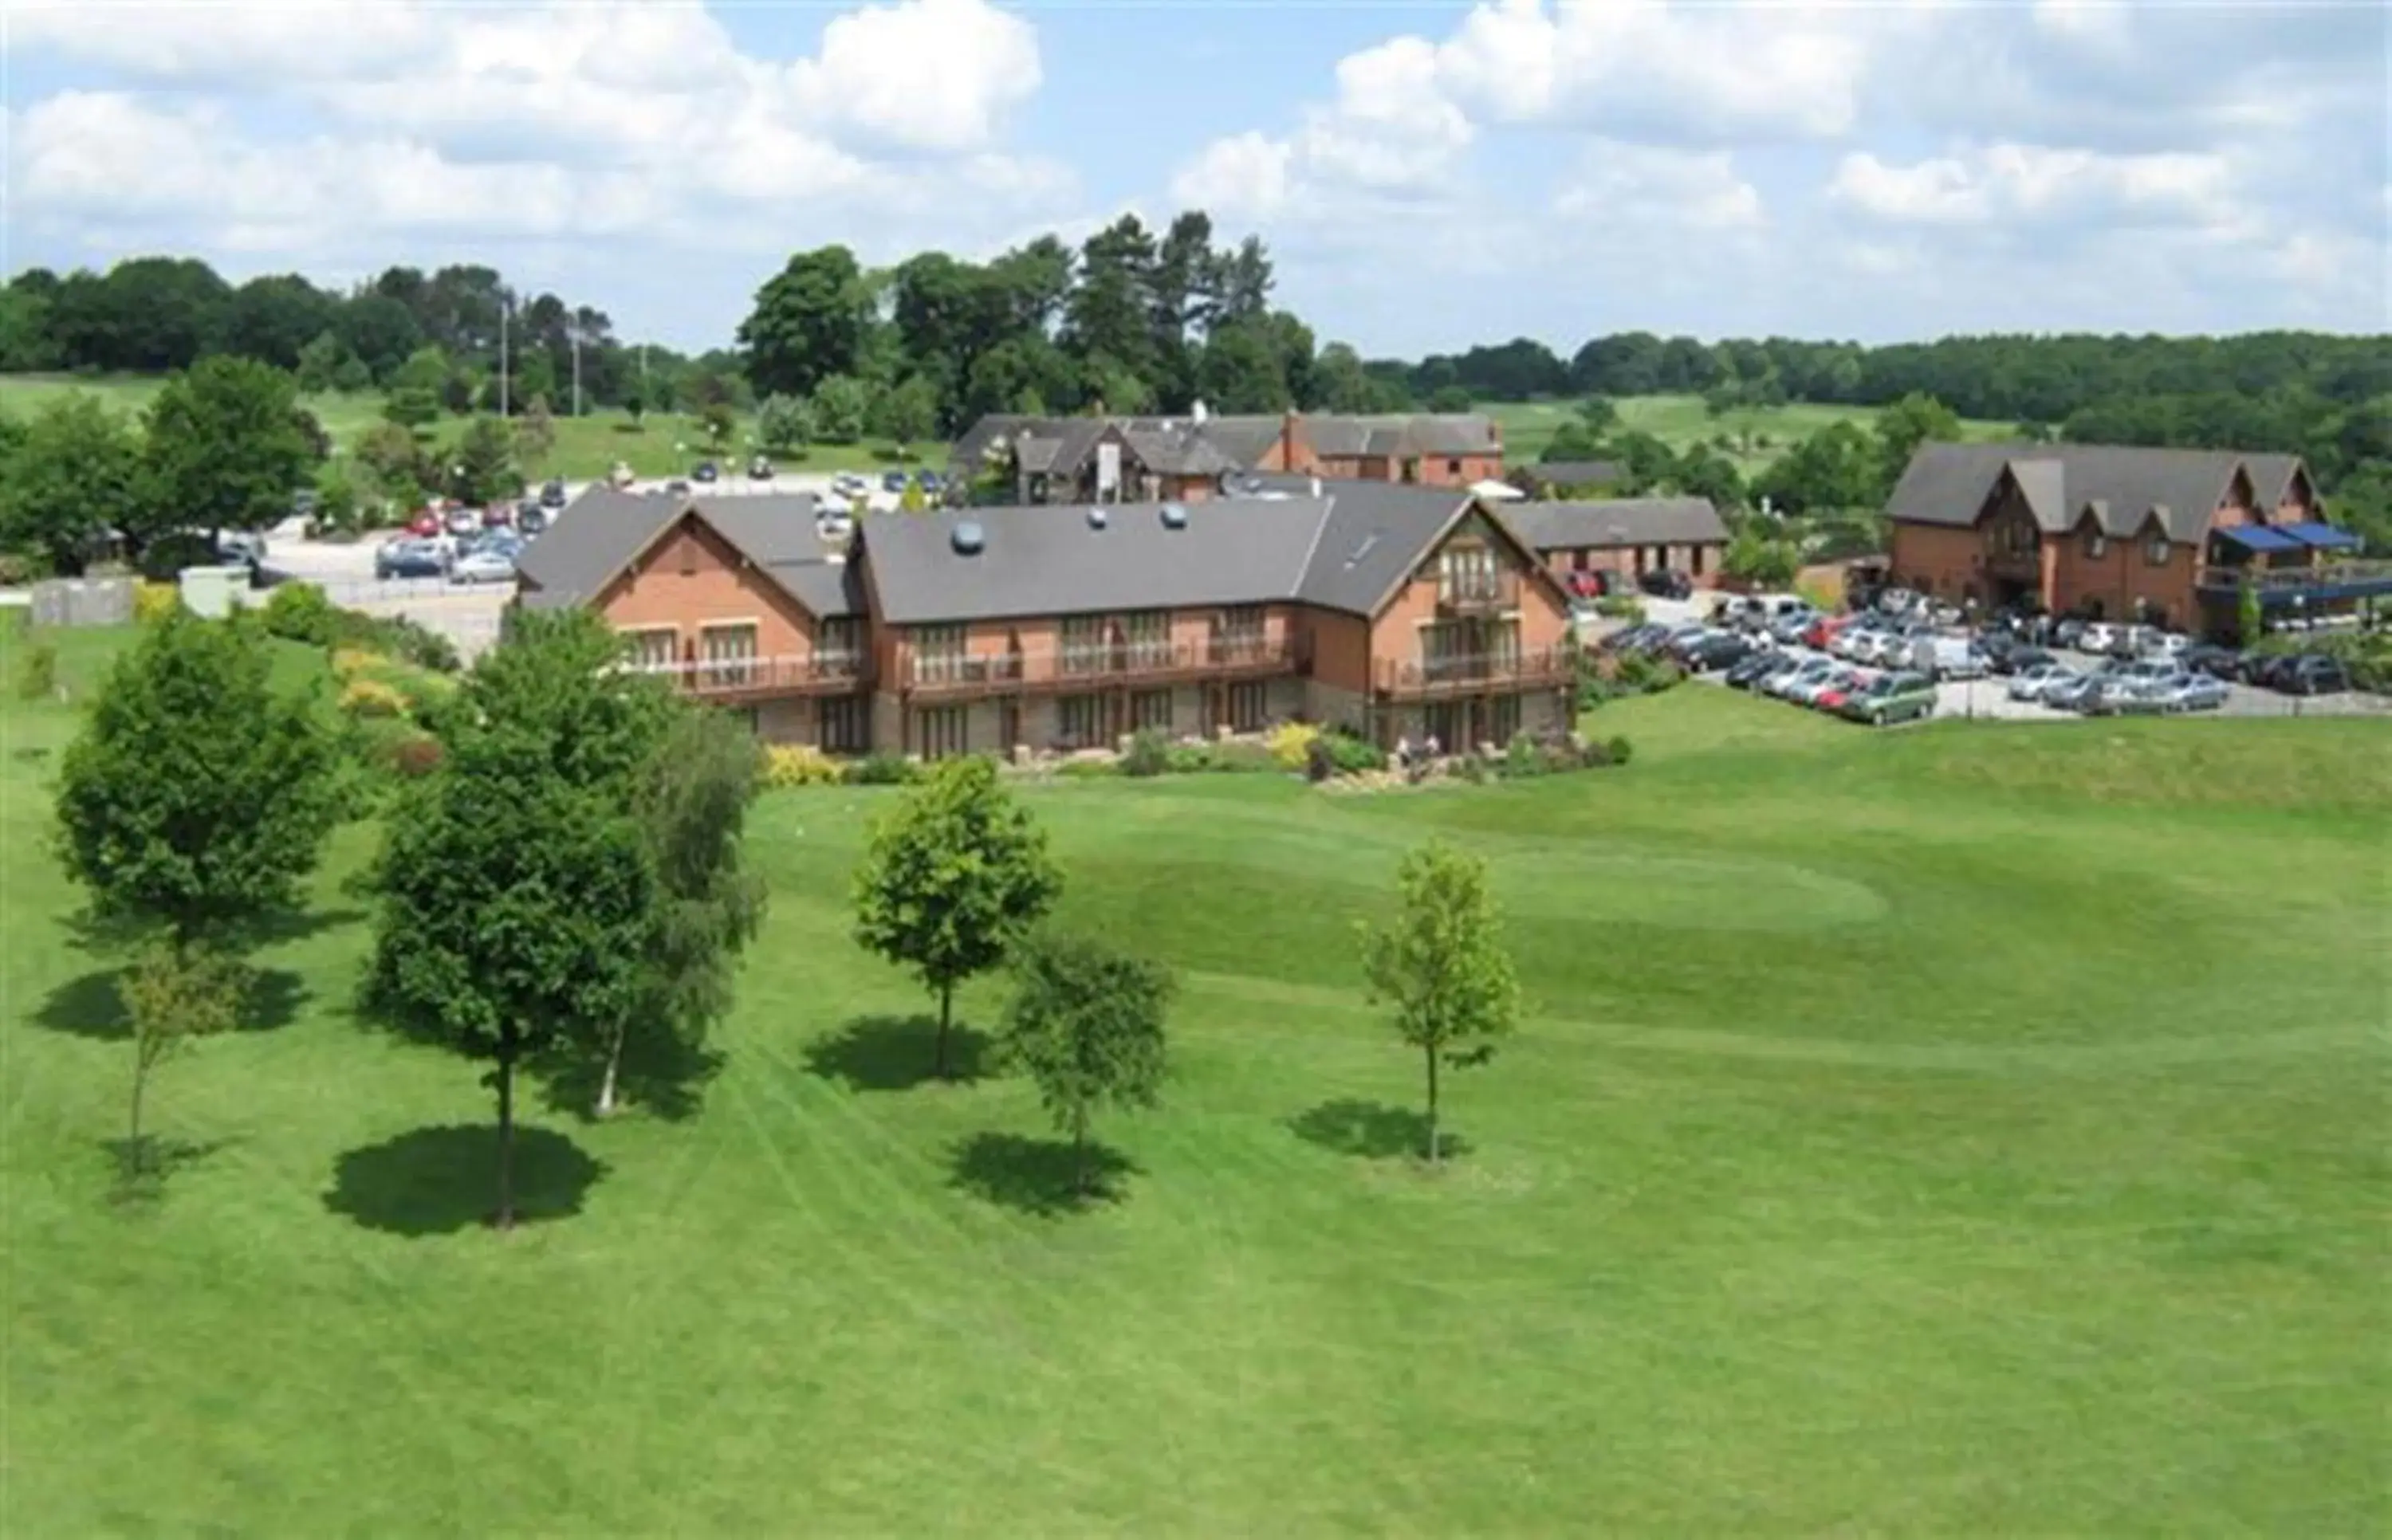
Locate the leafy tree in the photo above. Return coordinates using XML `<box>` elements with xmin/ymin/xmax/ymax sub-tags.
<box><xmin>364</xmin><ymin>611</ymin><xmax>671</xmax><ymax>1227</ymax></box>
<box><xmin>997</xmin><ymin>931</ymin><xmax>1172</xmax><ymax>1195</ymax></box>
<box><xmin>596</xmin><ymin>705</ymin><xmax>766</xmax><ymax>1116</ymax></box>
<box><xmin>756</xmin><ymin>393</ymin><xmax>813</xmax><ymax>454</ymax></box>
<box><xmin>874</xmin><ymin>374</ymin><xmax>940</xmax><ymax>453</ymax></box>
<box><xmin>1357</xmin><ymin>840</ymin><xmax>1521</xmax><ymax>1165</ymax></box>
<box><xmin>55</xmin><ymin>609</ymin><xmax>339</xmax><ymax>1152</ymax></box>
<box><xmin>1670</xmin><ymin>442</ymin><xmax>1747</xmax><ymax>509</ymax></box>
<box><xmin>448</xmin><ymin>415</ymin><xmax>521</xmax><ymax>505</ymax></box>
<box><xmin>515</xmin><ymin>395</ymin><xmax>558</xmax><ymax>471</ymax></box>
<box><xmin>338</xmin><ymin>293</ymin><xmax>423</xmax><ymax>383</ymax></box>
<box><xmin>1756</xmin><ymin>421</ymin><xmax>1879</xmax><ymax>515</ymax></box>
<box><xmin>2239</xmin><ymin>576</ymin><xmax>2265</xmax><ymax>648</ymax></box>
<box><xmin>1610</xmin><ymin>430</ymin><xmax>1680</xmax><ymax>495</ymax></box>
<box><xmin>1724</xmin><ymin>528</ymin><xmax>1800</xmax><ymax>587</ymax></box>
<box><xmin>384</xmin><ymin>385</ymin><xmax>441</xmax><ymax>434</ymax></box>
<box><xmin>2</xmin><ymin>391</ymin><xmax>145</xmax><ymax>574</ymax></box>
<box><xmin>1427</xmin><ymin>383</ymin><xmax>1475</xmax><ymax>413</ymax></box>
<box><xmin>1871</xmin><ymin>391</ymin><xmax>1963</xmax><ymax>496</ymax></box>
<box><xmin>143</xmin><ymin>356</ymin><xmax>314</xmax><ymax>544</ymax></box>
<box><xmin>294</xmin><ymin>328</ymin><xmax>348</xmax><ymax>393</ymax></box>
<box><xmin>354</xmin><ymin>421</ymin><xmax>430</xmax><ymax>508</ymax></box>
<box><xmin>623</xmin><ymin>389</ymin><xmax>647</xmax><ymax>426</ymax></box>
<box><xmin>739</xmin><ymin>246</ymin><xmax>875</xmax><ymax>399</ymax></box>
<box><xmin>329</xmin><ymin>353</ymin><xmax>373</xmax><ymax>395</ymax></box>
<box><xmin>699</xmin><ymin>401</ymin><xmax>738</xmax><ymax>452</ymax></box>
<box><xmin>114</xmin><ymin>937</ymin><xmax>248</xmax><ymax>1173</ymax></box>
<box><xmin>852</xmin><ymin>755</ymin><xmax>1062</xmax><ymax>1079</ymax></box>
<box><xmin>808</xmin><ymin>374</ymin><xmax>872</xmax><ymax>443</ymax></box>
<box><xmin>311</xmin><ymin>462</ymin><xmax>369</xmax><ymax>538</ymax></box>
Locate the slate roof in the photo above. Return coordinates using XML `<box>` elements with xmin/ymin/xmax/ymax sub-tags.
<box><xmin>858</xmin><ymin>481</ymin><xmax>1481</xmax><ymax>625</ymax></box>
<box><xmin>514</xmin><ymin>486</ymin><xmax>859</xmax><ymax>616</ymax></box>
<box><xmin>1500</xmin><ymin>497</ymin><xmax>1729</xmax><ymax>552</ymax></box>
<box><xmin>946</xmin><ymin>410</ymin><xmax>1501</xmax><ymax>479</ymax></box>
<box><xmin>1510</xmin><ymin>460</ymin><xmax>1623</xmax><ymax>489</ymax></box>
<box><xmin>1886</xmin><ymin>442</ymin><xmax>2312</xmax><ymax>544</ymax></box>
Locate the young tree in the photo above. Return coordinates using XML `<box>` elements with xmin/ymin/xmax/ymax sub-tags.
<box><xmin>55</xmin><ymin>609</ymin><xmax>339</xmax><ymax>1153</ymax></box>
<box><xmin>143</xmin><ymin>356</ymin><xmax>315</xmax><ymax>545</ymax></box>
<box><xmin>1357</xmin><ymin>840</ymin><xmax>1521</xmax><ymax>1165</ymax></box>
<box><xmin>598</xmin><ymin>705</ymin><xmax>767</xmax><ymax>1116</ymax></box>
<box><xmin>998</xmin><ymin>931</ymin><xmax>1171</xmax><ymax>1195</ymax></box>
<box><xmin>2</xmin><ymin>391</ymin><xmax>146</xmax><ymax>574</ymax></box>
<box><xmin>873</xmin><ymin>373</ymin><xmax>940</xmax><ymax>454</ymax></box>
<box><xmin>808</xmin><ymin>374</ymin><xmax>871</xmax><ymax>443</ymax></box>
<box><xmin>755</xmin><ymin>393</ymin><xmax>812</xmax><ymax>455</ymax></box>
<box><xmin>364</xmin><ymin>611</ymin><xmax>672</xmax><ymax>1226</ymax></box>
<box><xmin>853</xmin><ymin>755</ymin><xmax>1062</xmax><ymax>1079</ymax></box>
<box><xmin>448</xmin><ymin>415</ymin><xmax>521</xmax><ymax>505</ymax></box>
<box><xmin>699</xmin><ymin>400</ymin><xmax>738</xmax><ymax>453</ymax></box>
<box><xmin>2239</xmin><ymin>576</ymin><xmax>2264</xmax><ymax>648</ymax></box>
<box><xmin>515</xmin><ymin>394</ymin><xmax>558</xmax><ymax>472</ymax></box>
<box><xmin>115</xmin><ymin>937</ymin><xmax>246</xmax><ymax>1171</ymax></box>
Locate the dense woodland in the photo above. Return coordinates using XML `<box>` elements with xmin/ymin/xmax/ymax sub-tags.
<box><xmin>4</xmin><ymin>213</ymin><xmax>2388</xmax><ymax>554</ymax></box>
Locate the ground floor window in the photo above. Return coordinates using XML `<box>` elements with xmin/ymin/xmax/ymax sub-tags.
<box><xmin>915</xmin><ymin>705</ymin><xmax>969</xmax><ymax>760</ymax></box>
<box><xmin>1689</xmin><ymin>544</ymin><xmax>1706</xmax><ymax>577</ymax></box>
<box><xmin>819</xmin><ymin>695</ymin><xmax>868</xmax><ymax>754</ymax></box>
<box><xmin>1058</xmin><ymin>693</ymin><xmax>1105</xmax><ymax>748</ymax></box>
<box><xmin>1490</xmin><ymin>694</ymin><xmax>1521</xmax><ymax>744</ymax></box>
<box><xmin>1130</xmin><ymin>689</ymin><xmax>1172</xmax><ymax>732</ymax></box>
<box><xmin>1227</xmin><ymin>681</ymin><xmax>1268</xmax><ymax>733</ymax></box>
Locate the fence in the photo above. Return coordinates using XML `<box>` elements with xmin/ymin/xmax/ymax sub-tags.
<box><xmin>29</xmin><ymin>578</ymin><xmax>135</xmax><ymax>628</ymax></box>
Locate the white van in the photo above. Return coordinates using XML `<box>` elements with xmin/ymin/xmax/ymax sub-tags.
<box><xmin>1912</xmin><ymin>634</ymin><xmax>1986</xmax><ymax>681</ymax></box>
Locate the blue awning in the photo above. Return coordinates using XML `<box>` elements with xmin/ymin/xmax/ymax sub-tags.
<box><xmin>2276</xmin><ymin>521</ymin><xmax>2364</xmax><ymax>551</ymax></box>
<box><xmin>2213</xmin><ymin>524</ymin><xmax>2303</xmax><ymax>552</ymax></box>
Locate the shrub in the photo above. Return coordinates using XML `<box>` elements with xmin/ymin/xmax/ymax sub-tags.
<box><xmin>1056</xmin><ymin>758</ymin><xmax>1117</xmax><ymax>780</ymax></box>
<box><xmin>389</xmin><ymin>735</ymin><xmax>445</xmax><ymax>779</ymax></box>
<box><xmin>1580</xmin><ymin>738</ymin><xmax>1614</xmax><ymax>768</ymax></box>
<box><xmin>1267</xmin><ymin>721</ymin><xmax>1320</xmax><ymax>770</ymax></box>
<box><xmin>761</xmin><ymin>744</ymin><xmax>843</xmax><ymax>788</ymax></box>
<box><xmin>1451</xmin><ymin>754</ymin><xmax>1489</xmax><ymax>784</ymax></box>
<box><xmin>844</xmin><ymin>753</ymin><xmax>922</xmax><ymax>786</ymax></box>
<box><xmin>17</xmin><ymin>642</ymin><xmax>58</xmax><ymax>701</ymax></box>
<box><xmin>1613</xmin><ymin>651</ymin><xmax>1685</xmax><ymax>695</ymax></box>
<box><xmin>1164</xmin><ymin>742</ymin><xmax>1214</xmax><ymax>774</ymax></box>
<box><xmin>1304</xmin><ymin>735</ymin><xmax>1336</xmax><ymax>783</ymax></box>
<box><xmin>1206</xmin><ymin>741</ymin><xmax>1277</xmax><ymax>773</ymax></box>
<box><xmin>331</xmin><ymin>647</ymin><xmax>386</xmax><ymax>680</ymax></box>
<box><xmin>133</xmin><ymin>581</ymin><xmax>180</xmax><ymax>626</ymax></box>
<box><xmin>0</xmin><ymin>552</ymin><xmax>37</xmax><ymax>586</ymax></box>
<box><xmin>1120</xmin><ymin>729</ymin><xmax>1170</xmax><ymax>778</ymax></box>
<box><xmin>338</xmin><ymin>678</ymin><xmax>408</xmax><ymax>719</ymax></box>
<box><xmin>262</xmin><ymin>582</ymin><xmax>340</xmax><ymax>646</ymax></box>
<box><xmin>1593</xmin><ymin>595</ymin><xmax>1646</xmax><ymax>621</ymax></box>
<box><xmin>1606</xmin><ymin>735</ymin><xmax>1634</xmax><ymax>766</ymax></box>
<box><xmin>136</xmin><ymin>533</ymin><xmax>216</xmax><ymax>583</ymax></box>
<box><xmin>1324</xmin><ymin>729</ymin><xmax>1386</xmax><ymax>775</ymax></box>
<box><xmin>1501</xmin><ymin>733</ymin><xmax>1547</xmax><ymax>779</ymax></box>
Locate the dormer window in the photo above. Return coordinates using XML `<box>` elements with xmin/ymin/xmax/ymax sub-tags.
<box><xmin>2083</xmin><ymin>528</ymin><xmax>2107</xmax><ymax>560</ymax></box>
<box><xmin>2145</xmin><ymin>532</ymin><xmax>2172</xmax><ymax>567</ymax></box>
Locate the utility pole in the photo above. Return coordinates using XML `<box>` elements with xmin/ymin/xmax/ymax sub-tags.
<box><xmin>499</xmin><ymin>297</ymin><xmax>511</xmax><ymax>418</ymax></box>
<box><xmin>572</xmin><ymin>329</ymin><xmax>583</xmax><ymax>418</ymax></box>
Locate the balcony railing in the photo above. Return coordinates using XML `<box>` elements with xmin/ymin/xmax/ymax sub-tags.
<box><xmin>902</xmin><ymin>635</ymin><xmax>1304</xmax><ymax>693</ymax></box>
<box><xmin>627</xmin><ymin>652</ymin><xmax>867</xmax><ymax>697</ymax></box>
<box><xmin>1438</xmin><ymin>571</ymin><xmax>1518</xmax><ymax>611</ymax></box>
<box><xmin>1374</xmin><ymin>646</ymin><xmax>1578</xmax><ymax>697</ymax></box>
<box><xmin>2197</xmin><ymin>559</ymin><xmax>2392</xmax><ymax>598</ymax></box>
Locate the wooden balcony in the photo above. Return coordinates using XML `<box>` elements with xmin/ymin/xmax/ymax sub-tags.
<box><xmin>1438</xmin><ymin>571</ymin><xmax>1518</xmax><ymax>614</ymax></box>
<box><xmin>628</xmin><ymin>653</ymin><xmax>868</xmax><ymax>701</ymax></box>
<box><xmin>900</xmin><ymin>635</ymin><xmax>1306</xmax><ymax>697</ymax></box>
<box><xmin>1374</xmin><ymin>646</ymin><xmax>1578</xmax><ymax>699</ymax></box>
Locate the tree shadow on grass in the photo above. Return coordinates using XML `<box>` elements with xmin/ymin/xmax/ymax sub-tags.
<box><xmin>102</xmin><ymin>1135</ymin><xmax>241</xmax><ymax>1207</ymax></box>
<box><xmin>322</xmin><ymin>1125</ymin><xmax>608</xmax><ymax>1237</ymax></box>
<box><xmin>1288</xmin><ymin>1098</ymin><xmax>1471</xmax><ymax>1163</ymax></box>
<box><xmin>948</xmin><ymin>1131</ymin><xmax>1138</xmax><ymax>1217</ymax></box>
<box><xmin>533</xmin><ymin>1028</ymin><xmax>726</xmax><ymax>1125</ymax></box>
<box><xmin>804</xmin><ymin>1013</ymin><xmax>993</xmax><ymax>1091</ymax></box>
<box><xmin>33</xmin><ymin>966</ymin><xmax>310</xmax><ymax>1042</ymax></box>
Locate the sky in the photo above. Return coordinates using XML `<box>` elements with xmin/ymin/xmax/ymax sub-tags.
<box><xmin>3</xmin><ymin>0</ymin><xmax>2386</xmax><ymax>359</ymax></box>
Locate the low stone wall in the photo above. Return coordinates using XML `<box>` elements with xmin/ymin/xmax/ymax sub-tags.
<box><xmin>29</xmin><ymin>577</ymin><xmax>135</xmax><ymax>628</ymax></box>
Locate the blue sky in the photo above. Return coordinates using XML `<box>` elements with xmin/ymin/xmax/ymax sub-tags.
<box><xmin>5</xmin><ymin>2</ymin><xmax>2385</xmax><ymax>358</ymax></box>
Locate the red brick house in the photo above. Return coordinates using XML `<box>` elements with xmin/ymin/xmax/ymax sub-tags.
<box><xmin>1500</xmin><ymin>497</ymin><xmax>1729</xmax><ymax>590</ymax></box>
<box><xmin>951</xmin><ymin>410</ymin><xmax>1506</xmax><ymax>501</ymax></box>
<box><xmin>1885</xmin><ymin>442</ymin><xmax>2380</xmax><ymax>634</ymax></box>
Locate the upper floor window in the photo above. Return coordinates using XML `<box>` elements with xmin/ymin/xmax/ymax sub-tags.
<box><xmin>2083</xmin><ymin>528</ymin><xmax>2107</xmax><ymax>560</ymax></box>
<box><xmin>2145</xmin><ymin>532</ymin><xmax>2172</xmax><ymax>567</ymax></box>
<box><xmin>911</xmin><ymin>623</ymin><xmax>966</xmax><ymax>683</ymax></box>
<box><xmin>819</xmin><ymin>616</ymin><xmax>862</xmax><ymax>661</ymax></box>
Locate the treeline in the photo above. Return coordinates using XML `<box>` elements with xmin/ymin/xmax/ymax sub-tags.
<box><xmin>1404</xmin><ymin>330</ymin><xmax>2392</xmax><ymax>426</ymax></box>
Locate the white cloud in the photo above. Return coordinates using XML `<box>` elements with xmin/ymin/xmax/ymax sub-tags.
<box><xmin>1554</xmin><ymin>143</ymin><xmax>1765</xmax><ymax>232</ymax></box>
<box><xmin>6</xmin><ymin>0</ymin><xmax>1060</xmax><ymax>256</ymax></box>
<box><xmin>1828</xmin><ymin>143</ymin><xmax>2246</xmax><ymax>236</ymax></box>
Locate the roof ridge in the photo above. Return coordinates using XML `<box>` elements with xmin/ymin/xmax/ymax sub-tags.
<box><xmin>1294</xmin><ymin>492</ymin><xmax>1336</xmax><ymax>592</ymax></box>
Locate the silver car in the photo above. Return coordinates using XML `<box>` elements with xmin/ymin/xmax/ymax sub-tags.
<box><xmin>2156</xmin><ymin>672</ymin><xmax>2229</xmax><ymax>712</ymax></box>
<box><xmin>2008</xmin><ymin>661</ymin><xmax>2075</xmax><ymax>702</ymax></box>
<box><xmin>450</xmin><ymin>548</ymin><xmax>517</xmax><ymax>584</ymax></box>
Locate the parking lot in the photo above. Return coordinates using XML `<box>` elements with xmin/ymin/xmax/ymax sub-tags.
<box><xmin>1611</xmin><ymin>596</ymin><xmax>2387</xmax><ymax>725</ymax></box>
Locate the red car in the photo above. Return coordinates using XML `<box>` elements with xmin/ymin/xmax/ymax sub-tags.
<box><xmin>1803</xmin><ymin>614</ymin><xmax>1855</xmax><ymax>650</ymax></box>
<box><xmin>407</xmin><ymin>508</ymin><xmax>443</xmax><ymax>538</ymax></box>
<box><xmin>481</xmin><ymin>504</ymin><xmax>513</xmax><ymax>529</ymax></box>
<box><xmin>1815</xmin><ymin>671</ymin><xmax>1873</xmax><ymax>713</ymax></box>
<box><xmin>1564</xmin><ymin>569</ymin><xmax>1615</xmax><ymax>599</ymax></box>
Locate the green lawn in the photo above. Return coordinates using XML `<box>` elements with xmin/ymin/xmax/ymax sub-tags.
<box><xmin>1488</xmin><ymin>393</ymin><xmax>2015</xmax><ymax>473</ymax></box>
<box><xmin>5</xmin><ymin>627</ymin><xmax>2389</xmax><ymax>1534</ymax></box>
<box><xmin>0</xmin><ymin>373</ymin><xmax>939</xmax><ymax>482</ymax></box>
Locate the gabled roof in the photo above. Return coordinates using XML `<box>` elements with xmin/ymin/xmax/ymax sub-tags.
<box><xmin>859</xmin><ymin>481</ymin><xmax>1497</xmax><ymax>625</ymax></box>
<box><xmin>1511</xmin><ymin>460</ymin><xmax>1622</xmax><ymax>489</ymax></box>
<box><xmin>946</xmin><ymin>410</ymin><xmax>1501</xmax><ymax>480</ymax></box>
<box><xmin>515</xmin><ymin>487</ymin><xmax>858</xmax><ymax>617</ymax></box>
<box><xmin>1500</xmin><ymin>497</ymin><xmax>1729</xmax><ymax>552</ymax></box>
<box><xmin>1886</xmin><ymin>442</ymin><xmax>2308</xmax><ymax>544</ymax></box>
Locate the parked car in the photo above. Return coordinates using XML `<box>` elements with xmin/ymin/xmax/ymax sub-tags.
<box><xmin>915</xmin><ymin>469</ymin><xmax>943</xmax><ymax>492</ymax></box>
<box><xmin>2049</xmin><ymin>617</ymin><xmax>2089</xmax><ymax>650</ymax></box>
<box><xmin>1816</xmin><ymin>670</ymin><xmax>1874</xmax><ymax>713</ymax></box>
<box><xmin>2075</xmin><ymin>621</ymin><xmax>2119</xmax><ymax>654</ymax></box>
<box><xmin>748</xmin><ymin>455</ymin><xmax>773</xmax><ymax>480</ymax></box>
<box><xmin>1564</xmin><ymin>569</ymin><xmax>1614</xmax><ymax>599</ymax></box>
<box><xmin>540</xmin><ymin>478</ymin><xmax>568</xmax><ymax>508</ymax></box>
<box><xmin>450</xmin><ymin>548</ymin><xmax>517</xmax><ymax>584</ymax></box>
<box><xmin>2086</xmin><ymin>677</ymin><xmax>2173</xmax><ymax>716</ymax></box>
<box><xmin>665</xmin><ymin>478</ymin><xmax>693</xmax><ymax>496</ymax></box>
<box><xmin>2282</xmin><ymin>655</ymin><xmax>2351</xmax><ymax>695</ymax></box>
<box><xmin>2008</xmin><ymin>662</ymin><xmax>2076</xmax><ymax>702</ymax></box>
<box><xmin>1769</xmin><ymin>611</ymin><xmax>1820</xmax><ymax>646</ymax></box>
<box><xmin>1638</xmin><ymin>568</ymin><xmax>1694</xmax><ymax>600</ymax></box>
<box><xmin>407</xmin><ymin>508</ymin><xmax>443</xmax><ymax>538</ymax></box>
<box><xmin>694</xmin><ymin>461</ymin><xmax>720</xmax><ymax>483</ymax></box>
<box><xmin>1765</xmin><ymin>658</ymin><xmax>1839</xmax><ymax>701</ymax></box>
<box><xmin>517</xmin><ymin>505</ymin><xmax>549</xmax><ymax>536</ymax></box>
<box><xmin>2157</xmin><ymin>673</ymin><xmax>2230</xmax><ymax>712</ymax></box>
<box><xmin>1684</xmin><ymin>632</ymin><xmax>1757</xmax><ymax>673</ymax></box>
<box><xmin>376</xmin><ymin>540</ymin><xmax>447</xmax><ymax>580</ymax></box>
<box><xmin>444</xmin><ymin>505</ymin><xmax>480</xmax><ymax>538</ymax></box>
<box><xmin>1789</xmin><ymin>665</ymin><xmax>1861</xmax><ymax>708</ymax></box>
<box><xmin>1839</xmin><ymin>671</ymin><xmax>1937</xmax><ymax>725</ymax></box>
<box><xmin>1912</xmin><ymin>634</ymin><xmax>1987</xmax><ymax>681</ymax></box>
<box><xmin>1723</xmin><ymin>648</ymin><xmax>1784</xmax><ymax>689</ymax></box>
<box><xmin>482</xmin><ymin>504</ymin><xmax>513</xmax><ymax>528</ymax></box>
<box><xmin>2044</xmin><ymin>674</ymin><xmax>2104</xmax><ymax>713</ymax></box>
<box><xmin>2179</xmin><ymin>644</ymin><xmax>2244</xmax><ymax>680</ymax></box>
